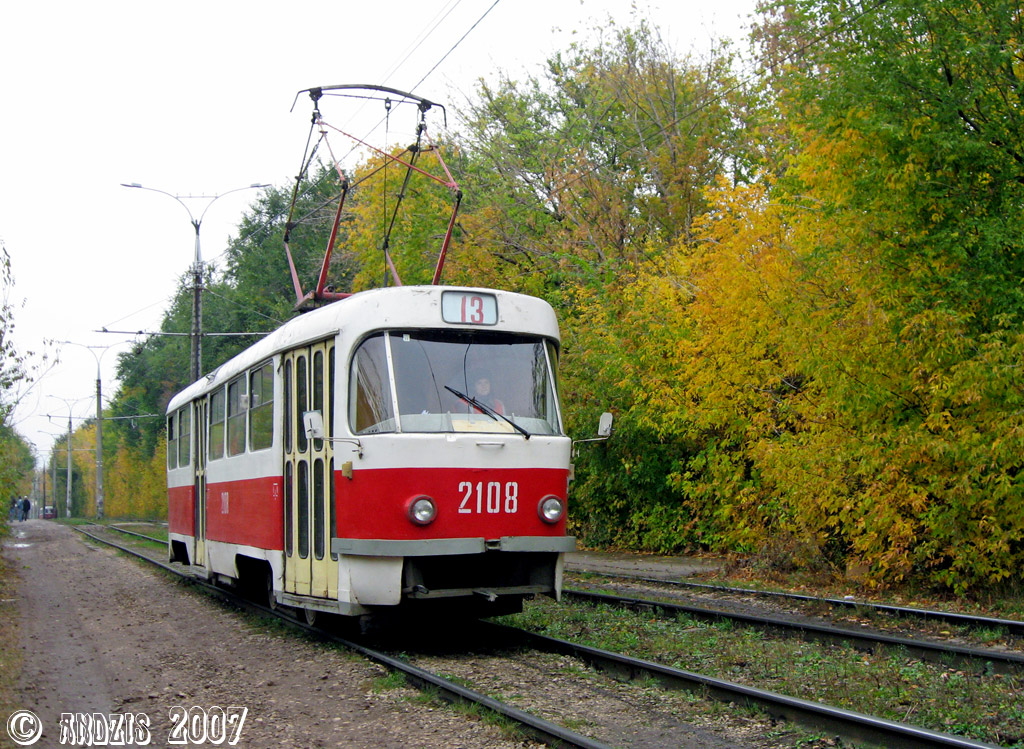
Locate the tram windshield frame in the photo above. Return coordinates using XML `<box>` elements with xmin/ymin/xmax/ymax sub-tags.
<box><xmin>349</xmin><ymin>329</ymin><xmax>563</xmax><ymax>437</ymax></box>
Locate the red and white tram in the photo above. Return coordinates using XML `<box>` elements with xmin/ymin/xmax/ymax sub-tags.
<box><xmin>166</xmin><ymin>285</ymin><xmax>573</xmax><ymax>621</ymax></box>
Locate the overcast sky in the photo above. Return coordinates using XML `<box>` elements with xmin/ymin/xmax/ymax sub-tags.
<box><xmin>1</xmin><ymin>0</ymin><xmax>755</xmax><ymax>465</ymax></box>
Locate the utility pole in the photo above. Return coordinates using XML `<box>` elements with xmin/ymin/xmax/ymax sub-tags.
<box><xmin>65</xmin><ymin>413</ymin><xmax>72</xmax><ymax>517</ymax></box>
<box><xmin>57</xmin><ymin>341</ymin><xmax>129</xmax><ymax>519</ymax></box>
<box><xmin>49</xmin><ymin>395</ymin><xmax>89</xmax><ymax>518</ymax></box>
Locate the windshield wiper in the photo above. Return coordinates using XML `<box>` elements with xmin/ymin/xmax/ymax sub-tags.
<box><xmin>444</xmin><ymin>385</ymin><xmax>531</xmax><ymax>439</ymax></box>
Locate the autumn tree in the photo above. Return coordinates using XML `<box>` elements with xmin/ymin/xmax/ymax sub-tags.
<box><xmin>759</xmin><ymin>0</ymin><xmax>1024</xmax><ymax>590</ymax></box>
<box><xmin>602</xmin><ymin>0</ymin><xmax>1024</xmax><ymax>590</ymax></box>
<box><xmin>452</xmin><ymin>20</ymin><xmax>752</xmax><ymax>295</ymax></box>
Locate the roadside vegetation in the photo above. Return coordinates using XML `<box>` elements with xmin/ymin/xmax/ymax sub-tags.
<box><xmin>33</xmin><ymin>0</ymin><xmax>1024</xmax><ymax>597</ymax></box>
<box><xmin>0</xmin><ymin>241</ymin><xmax>37</xmax><ymax>748</ymax></box>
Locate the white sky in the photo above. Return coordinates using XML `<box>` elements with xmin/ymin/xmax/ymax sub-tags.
<box><xmin>1</xmin><ymin>0</ymin><xmax>755</xmax><ymax>465</ymax></box>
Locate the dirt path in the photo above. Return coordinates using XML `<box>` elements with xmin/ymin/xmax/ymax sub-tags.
<box><xmin>5</xmin><ymin>521</ymin><xmax>532</xmax><ymax>748</ymax></box>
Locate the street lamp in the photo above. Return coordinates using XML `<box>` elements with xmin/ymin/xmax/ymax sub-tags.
<box><xmin>57</xmin><ymin>340</ymin><xmax>130</xmax><ymax>519</ymax></box>
<box><xmin>120</xmin><ymin>182</ymin><xmax>269</xmax><ymax>381</ymax></box>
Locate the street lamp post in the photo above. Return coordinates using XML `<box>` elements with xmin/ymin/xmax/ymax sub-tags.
<box><xmin>57</xmin><ymin>341</ymin><xmax>129</xmax><ymax>519</ymax></box>
<box><xmin>120</xmin><ymin>182</ymin><xmax>269</xmax><ymax>382</ymax></box>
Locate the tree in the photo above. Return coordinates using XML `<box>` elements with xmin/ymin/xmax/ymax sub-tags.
<box><xmin>766</xmin><ymin>0</ymin><xmax>1024</xmax><ymax>590</ymax></box>
<box><xmin>600</xmin><ymin>0</ymin><xmax>1024</xmax><ymax>590</ymax></box>
<box><xmin>0</xmin><ymin>242</ymin><xmax>36</xmax><ymax>511</ymax></box>
<box><xmin>453</xmin><ymin>21</ymin><xmax>752</xmax><ymax>295</ymax></box>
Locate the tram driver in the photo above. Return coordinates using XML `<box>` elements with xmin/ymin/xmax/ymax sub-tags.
<box><xmin>471</xmin><ymin>372</ymin><xmax>505</xmax><ymax>416</ymax></box>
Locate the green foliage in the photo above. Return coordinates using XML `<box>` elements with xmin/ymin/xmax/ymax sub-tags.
<box><xmin>225</xmin><ymin>165</ymin><xmax>355</xmax><ymax>312</ymax></box>
<box><xmin>768</xmin><ymin>0</ymin><xmax>1024</xmax><ymax>590</ymax></box>
<box><xmin>583</xmin><ymin>0</ymin><xmax>1024</xmax><ymax>590</ymax></box>
<box><xmin>343</xmin><ymin>147</ymin><xmax>462</xmax><ymax>290</ymax></box>
<box><xmin>45</xmin><ymin>432</ymin><xmax>87</xmax><ymax>518</ymax></box>
<box><xmin>558</xmin><ymin>1</ymin><xmax>1024</xmax><ymax>592</ymax></box>
<box><xmin>450</xmin><ymin>23</ymin><xmax>758</xmax><ymax>554</ymax></box>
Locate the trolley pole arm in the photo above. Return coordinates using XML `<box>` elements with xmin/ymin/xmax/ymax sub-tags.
<box><xmin>431</xmin><ymin>190</ymin><xmax>463</xmax><ymax>285</ymax></box>
<box><xmin>315</xmin><ymin>179</ymin><xmax>351</xmax><ymax>298</ymax></box>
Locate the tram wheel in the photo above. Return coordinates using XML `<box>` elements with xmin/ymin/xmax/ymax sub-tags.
<box><xmin>303</xmin><ymin>607</ymin><xmax>317</xmax><ymax>627</ymax></box>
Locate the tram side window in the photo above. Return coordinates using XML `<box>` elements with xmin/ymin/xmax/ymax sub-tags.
<box><xmin>227</xmin><ymin>376</ymin><xmax>247</xmax><ymax>457</ymax></box>
<box><xmin>178</xmin><ymin>406</ymin><xmax>191</xmax><ymax>467</ymax></box>
<box><xmin>210</xmin><ymin>389</ymin><xmax>226</xmax><ymax>460</ymax></box>
<box><xmin>167</xmin><ymin>413</ymin><xmax>177</xmax><ymax>470</ymax></box>
<box><xmin>249</xmin><ymin>362</ymin><xmax>274</xmax><ymax>451</ymax></box>
<box><xmin>349</xmin><ymin>334</ymin><xmax>395</xmax><ymax>434</ymax></box>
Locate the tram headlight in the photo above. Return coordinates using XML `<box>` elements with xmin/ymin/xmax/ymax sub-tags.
<box><xmin>408</xmin><ymin>496</ymin><xmax>437</xmax><ymax>526</ymax></box>
<box><xmin>538</xmin><ymin>495</ymin><xmax>565</xmax><ymax>524</ymax></box>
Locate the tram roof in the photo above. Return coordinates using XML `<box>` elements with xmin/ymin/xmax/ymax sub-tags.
<box><xmin>166</xmin><ymin>285</ymin><xmax>560</xmax><ymax>413</ymax></box>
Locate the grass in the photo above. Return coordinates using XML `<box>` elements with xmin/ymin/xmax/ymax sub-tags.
<box><xmin>370</xmin><ymin>669</ymin><xmax>408</xmax><ymax>693</ymax></box>
<box><xmin>500</xmin><ymin>597</ymin><xmax>1024</xmax><ymax>747</ymax></box>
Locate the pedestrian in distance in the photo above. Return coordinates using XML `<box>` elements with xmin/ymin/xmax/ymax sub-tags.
<box><xmin>20</xmin><ymin>497</ymin><xmax>30</xmax><ymax>522</ymax></box>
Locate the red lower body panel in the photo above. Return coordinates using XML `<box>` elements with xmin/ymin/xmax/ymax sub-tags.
<box><xmin>336</xmin><ymin>466</ymin><xmax>569</xmax><ymax>540</ymax></box>
<box><xmin>205</xmin><ymin>476</ymin><xmax>284</xmax><ymax>551</ymax></box>
<box><xmin>168</xmin><ymin>485</ymin><xmax>194</xmax><ymax>536</ymax></box>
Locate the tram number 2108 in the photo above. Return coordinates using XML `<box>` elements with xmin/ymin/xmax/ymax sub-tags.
<box><xmin>458</xmin><ymin>481</ymin><xmax>519</xmax><ymax>514</ymax></box>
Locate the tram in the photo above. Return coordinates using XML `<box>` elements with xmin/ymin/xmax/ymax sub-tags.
<box><xmin>166</xmin><ymin>285</ymin><xmax>573</xmax><ymax>620</ymax></box>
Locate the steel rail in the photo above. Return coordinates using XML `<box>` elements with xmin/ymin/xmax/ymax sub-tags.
<box><xmin>80</xmin><ymin>526</ymin><xmax>1006</xmax><ymax>746</ymax></box>
<box><xmin>482</xmin><ymin>621</ymin><xmax>1001</xmax><ymax>749</ymax></box>
<box><xmin>107</xmin><ymin>533</ymin><xmax>1021</xmax><ymax>637</ymax></box>
<box><xmin>567</xmin><ymin>571</ymin><xmax>1024</xmax><ymax>637</ymax></box>
<box><xmin>71</xmin><ymin>525</ymin><xmax>611</xmax><ymax>749</ymax></box>
<box><xmin>564</xmin><ymin>588</ymin><xmax>1024</xmax><ymax>674</ymax></box>
<box><xmin>90</xmin><ymin>529</ymin><xmax>1024</xmax><ymax>669</ymax></box>
<box><xmin>104</xmin><ymin>524</ymin><xmax>166</xmax><ymax>545</ymax></box>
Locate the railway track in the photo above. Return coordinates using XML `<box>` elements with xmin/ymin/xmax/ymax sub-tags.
<box><xmin>76</xmin><ymin>524</ymin><xmax>609</xmax><ymax>749</ymax></box>
<box><xmin>563</xmin><ymin>588</ymin><xmax>1024</xmax><ymax>675</ymax></box>
<box><xmin>112</xmin><ymin>524</ymin><xmax>1023</xmax><ymax>641</ymax></box>
<box><xmin>567</xmin><ymin>571</ymin><xmax>1024</xmax><ymax>638</ymax></box>
<box><xmin>104</xmin><ymin>525</ymin><xmax>1024</xmax><ymax>670</ymax></box>
<box><xmin>79</xmin><ymin>523</ymin><xmax>1004</xmax><ymax>748</ymax></box>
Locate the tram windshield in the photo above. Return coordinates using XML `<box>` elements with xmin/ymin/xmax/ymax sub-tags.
<box><xmin>350</xmin><ymin>330</ymin><xmax>562</xmax><ymax>436</ymax></box>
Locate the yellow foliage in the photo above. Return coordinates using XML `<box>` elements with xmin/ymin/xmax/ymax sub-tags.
<box><xmin>344</xmin><ymin>147</ymin><xmax>462</xmax><ymax>291</ymax></box>
<box><xmin>105</xmin><ymin>437</ymin><xmax>167</xmax><ymax>520</ymax></box>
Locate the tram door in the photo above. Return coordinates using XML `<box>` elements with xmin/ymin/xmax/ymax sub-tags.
<box><xmin>283</xmin><ymin>341</ymin><xmax>337</xmax><ymax>599</ymax></box>
<box><xmin>193</xmin><ymin>400</ymin><xmax>207</xmax><ymax>567</ymax></box>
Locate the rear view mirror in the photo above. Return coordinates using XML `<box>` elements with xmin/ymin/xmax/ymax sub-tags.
<box><xmin>572</xmin><ymin>410</ymin><xmax>615</xmax><ymax>457</ymax></box>
<box><xmin>303</xmin><ymin>411</ymin><xmax>325</xmax><ymax>440</ymax></box>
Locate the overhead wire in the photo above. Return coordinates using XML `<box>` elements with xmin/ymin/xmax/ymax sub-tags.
<box><xmin>383</xmin><ymin>1</ymin><xmax>467</xmax><ymax>89</ymax></box>
<box><xmin>411</xmin><ymin>0</ymin><xmax>502</xmax><ymax>91</ymax></box>
<box><xmin>279</xmin><ymin>0</ymin><xmax>474</xmax><ymax>211</ymax></box>
<box><xmin>282</xmin><ymin>0</ymin><xmax>503</xmax><ymax>231</ymax></box>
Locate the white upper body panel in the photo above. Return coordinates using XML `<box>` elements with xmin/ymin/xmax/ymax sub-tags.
<box><xmin>167</xmin><ymin>286</ymin><xmax>560</xmax><ymax>414</ymax></box>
